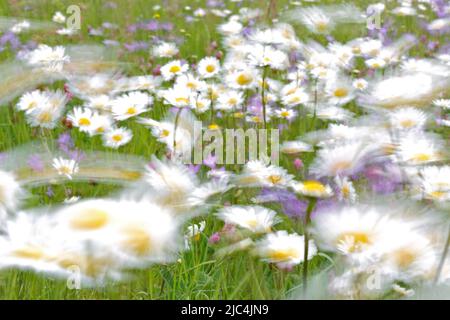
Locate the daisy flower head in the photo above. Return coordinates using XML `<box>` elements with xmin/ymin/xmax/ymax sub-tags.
<box><xmin>309</xmin><ymin>142</ymin><xmax>371</xmax><ymax>178</ymax></box>
<box><xmin>16</xmin><ymin>90</ymin><xmax>48</xmax><ymax>113</ymax></box>
<box><xmin>256</xmin><ymin>231</ymin><xmax>317</xmax><ymax>268</ymax></box>
<box><xmin>26</xmin><ymin>91</ymin><xmax>67</xmax><ymax>129</ymax></box>
<box><xmin>325</xmin><ymin>74</ymin><xmax>355</xmax><ymax>106</ymax></box>
<box><xmin>217</xmin><ymin>205</ymin><xmax>279</xmax><ymax>233</ymax></box>
<box><xmin>334</xmin><ymin>176</ymin><xmax>357</xmax><ymax>203</ymax></box>
<box><xmin>298</xmin><ymin>7</ymin><xmax>334</xmax><ymax>34</ymax></box>
<box><xmin>52</xmin><ymin>11</ymin><xmax>66</xmax><ymax>24</ymax></box>
<box><xmin>388</xmin><ymin>107</ymin><xmax>427</xmax><ymax>131</ymax></box>
<box><xmin>396</xmin><ymin>133</ymin><xmax>444</xmax><ymax>166</ymax></box>
<box><xmin>103</xmin><ymin>127</ymin><xmax>133</xmax><ymax>149</ymax></box>
<box><xmin>412</xmin><ymin>166</ymin><xmax>450</xmax><ymax>203</ymax></box>
<box><xmin>189</xmin><ymin>94</ymin><xmax>211</xmax><ymax>114</ymax></box>
<box><xmin>197</xmin><ymin>56</ymin><xmax>221</xmax><ymax>79</ymax></box>
<box><xmin>25</xmin><ymin>44</ymin><xmax>70</xmax><ymax>72</ymax></box>
<box><xmin>226</xmin><ymin>68</ymin><xmax>257</xmax><ymax>90</ymax></box>
<box><xmin>175</xmin><ymin>73</ymin><xmax>207</xmax><ymax>92</ymax></box>
<box><xmin>52</xmin><ymin>157</ymin><xmax>79</xmax><ymax>180</ymax></box>
<box><xmin>280</xmin><ymin>141</ymin><xmax>313</xmax><ymax>155</ymax></box>
<box><xmin>0</xmin><ymin>170</ymin><xmax>22</xmax><ymax>212</ymax></box>
<box><xmin>433</xmin><ymin>99</ymin><xmax>450</xmax><ymax>110</ymax></box>
<box><xmin>247</xmin><ymin>44</ymin><xmax>289</xmax><ymax>70</ymax></box>
<box><xmin>311</xmin><ymin>205</ymin><xmax>388</xmax><ymax>262</ymax></box>
<box><xmin>216</xmin><ymin>90</ymin><xmax>244</xmax><ymax>111</ymax></box>
<box><xmin>274</xmin><ymin>108</ymin><xmax>297</xmax><ymax>121</ymax></box>
<box><xmin>218</xmin><ymin>19</ymin><xmax>243</xmax><ymax>36</ymax></box>
<box><xmin>111</xmin><ymin>91</ymin><xmax>152</xmax><ymax>121</ymax></box>
<box><xmin>67</xmin><ymin>107</ymin><xmax>96</xmax><ymax>133</ymax></box>
<box><xmin>88</xmin><ymin>113</ymin><xmax>114</xmax><ymax>136</ymax></box>
<box><xmin>160</xmin><ymin>60</ymin><xmax>189</xmax><ymax>81</ymax></box>
<box><xmin>290</xmin><ymin>180</ymin><xmax>333</xmax><ymax>198</ymax></box>
<box><xmin>162</xmin><ymin>86</ymin><xmax>192</xmax><ymax>108</ymax></box>
<box><xmin>281</xmin><ymin>87</ymin><xmax>309</xmax><ymax>107</ymax></box>
<box><xmin>352</xmin><ymin>78</ymin><xmax>368</xmax><ymax>91</ymax></box>
<box><xmin>85</xmin><ymin>95</ymin><xmax>112</xmax><ymax>112</ymax></box>
<box><xmin>152</xmin><ymin>42</ymin><xmax>179</xmax><ymax>58</ymax></box>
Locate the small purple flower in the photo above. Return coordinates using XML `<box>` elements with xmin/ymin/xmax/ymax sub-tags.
<box><xmin>208</xmin><ymin>232</ymin><xmax>221</xmax><ymax>244</ymax></box>
<box><xmin>46</xmin><ymin>186</ymin><xmax>54</xmax><ymax>198</ymax></box>
<box><xmin>187</xmin><ymin>164</ymin><xmax>201</xmax><ymax>174</ymax></box>
<box><xmin>27</xmin><ymin>154</ymin><xmax>44</xmax><ymax>172</ymax></box>
<box><xmin>57</xmin><ymin>132</ymin><xmax>74</xmax><ymax>153</ymax></box>
<box><xmin>293</xmin><ymin>158</ymin><xmax>303</xmax><ymax>170</ymax></box>
<box><xmin>203</xmin><ymin>154</ymin><xmax>217</xmax><ymax>169</ymax></box>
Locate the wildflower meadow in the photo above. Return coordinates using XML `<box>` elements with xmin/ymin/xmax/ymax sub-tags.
<box><xmin>0</xmin><ymin>0</ymin><xmax>449</xmax><ymax>301</ymax></box>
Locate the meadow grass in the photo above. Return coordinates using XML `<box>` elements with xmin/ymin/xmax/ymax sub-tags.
<box><xmin>0</xmin><ymin>0</ymin><xmax>442</xmax><ymax>299</ymax></box>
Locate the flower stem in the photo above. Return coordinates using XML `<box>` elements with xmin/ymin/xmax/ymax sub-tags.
<box><xmin>173</xmin><ymin>107</ymin><xmax>183</xmax><ymax>154</ymax></box>
<box><xmin>434</xmin><ymin>223</ymin><xmax>450</xmax><ymax>285</ymax></box>
<box><xmin>303</xmin><ymin>197</ymin><xmax>317</xmax><ymax>295</ymax></box>
<box><xmin>261</xmin><ymin>66</ymin><xmax>268</xmax><ymax>129</ymax></box>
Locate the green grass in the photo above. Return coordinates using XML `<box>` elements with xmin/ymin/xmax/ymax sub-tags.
<box><xmin>0</xmin><ymin>0</ymin><xmax>443</xmax><ymax>299</ymax></box>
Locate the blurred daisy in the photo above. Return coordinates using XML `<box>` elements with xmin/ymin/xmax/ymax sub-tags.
<box><xmin>388</xmin><ymin>107</ymin><xmax>427</xmax><ymax>131</ymax></box>
<box><xmin>396</xmin><ymin>133</ymin><xmax>444</xmax><ymax>166</ymax></box>
<box><xmin>256</xmin><ymin>231</ymin><xmax>317</xmax><ymax>268</ymax></box>
<box><xmin>16</xmin><ymin>90</ymin><xmax>48</xmax><ymax>113</ymax></box>
<box><xmin>280</xmin><ymin>141</ymin><xmax>313</xmax><ymax>155</ymax></box>
<box><xmin>217</xmin><ymin>90</ymin><xmax>243</xmax><ymax>111</ymax></box>
<box><xmin>217</xmin><ymin>206</ymin><xmax>279</xmax><ymax>233</ymax></box>
<box><xmin>67</xmin><ymin>107</ymin><xmax>96</xmax><ymax>133</ymax></box>
<box><xmin>274</xmin><ymin>108</ymin><xmax>297</xmax><ymax>121</ymax></box>
<box><xmin>413</xmin><ymin>166</ymin><xmax>450</xmax><ymax>202</ymax></box>
<box><xmin>0</xmin><ymin>170</ymin><xmax>22</xmax><ymax>212</ymax></box>
<box><xmin>111</xmin><ymin>91</ymin><xmax>152</xmax><ymax>121</ymax></box>
<box><xmin>247</xmin><ymin>44</ymin><xmax>289</xmax><ymax>70</ymax></box>
<box><xmin>226</xmin><ymin>68</ymin><xmax>257</xmax><ymax>90</ymax></box>
<box><xmin>25</xmin><ymin>44</ymin><xmax>69</xmax><ymax>72</ymax></box>
<box><xmin>152</xmin><ymin>42</ymin><xmax>179</xmax><ymax>58</ymax></box>
<box><xmin>103</xmin><ymin>127</ymin><xmax>133</xmax><ymax>149</ymax></box>
<box><xmin>290</xmin><ymin>180</ymin><xmax>333</xmax><ymax>198</ymax></box>
<box><xmin>197</xmin><ymin>57</ymin><xmax>221</xmax><ymax>78</ymax></box>
<box><xmin>335</xmin><ymin>176</ymin><xmax>357</xmax><ymax>203</ymax></box>
<box><xmin>160</xmin><ymin>60</ymin><xmax>189</xmax><ymax>81</ymax></box>
<box><xmin>309</xmin><ymin>142</ymin><xmax>370</xmax><ymax>178</ymax></box>
<box><xmin>52</xmin><ymin>157</ymin><xmax>79</xmax><ymax>180</ymax></box>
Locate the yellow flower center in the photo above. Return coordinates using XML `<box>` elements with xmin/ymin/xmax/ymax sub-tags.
<box><xmin>126</xmin><ymin>106</ymin><xmax>137</xmax><ymax>115</ymax></box>
<box><xmin>412</xmin><ymin>153</ymin><xmax>431</xmax><ymax>163</ymax></box>
<box><xmin>78</xmin><ymin>117</ymin><xmax>91</xmax><ymax>126</ymax></box>
<box><xmin>268</xmin><ymin>248</ymin><xmax>300</xmax><ymax>261</ymax></box>
<box><xmin>267</xmin><ymin>174</ymin><xmax>282</xmax><ymax>185</ymax></box>
<box><xmin>112</xmin><ymin>134</ymin><xmax>123</xmax><ymax>142</ymax></box>
<box><xmin>175</xmin><ymin>97</ymin><xmax>189</xmax><ymax>105</ymax></box>
<box><xmin>122</xmin><ymin>226</ymin><xmax>152</xmax><ymax>256</ymax></box>
<box><xmin>337</xmin><ymin>232</ymin><xmax>371</xmax><ymax>252</ymax></box>
<box><xmin>70</xmin><ymin>208</ymin><xmax>109</xmax><ymax>230</ymax></box>
<box><xmin>236</xmin><ymin>73</ymin><xmax>252</xmax><ymax>86</ymax></box>
<box><xmin>13</xmin><ymin>246</ymin><xmax>45</xmax><ymax>260</ymax></box>
<box><xmin>302</xmin><ymin>180</ymin><xmax>327</xmax><ymax>194</ymax></box>
<box><xmin>206</xmin><ymin>64</ymin><xmax>216</xmax><ymax>73</ymax></box>
<box><xmin>393</xmin><ymin>249</ymin><xmax>416</xmax><ymax>269</ymax></box>
<box><xmin>333</xmin><ymin>88</ymin><xmax>349</xmax><ymax>98</ymax></box>
<box><xmin>169</xmin><ymin>65</ymin><xmax>181</xmax><ymax>73</ymax></box>
<box><xmin>160</xmin><ymin>129</ymin><xmax>170</xmax><ymax>137</ymax></box>
<box><xmin>38</xmin><ymin>112</ymin><xmax>52</xmax><ymax>123</ymax></box>
<box><xmin>280</xmin><ymin>110</ymin><xmax>290</xmax><ymax>118</ymax></box>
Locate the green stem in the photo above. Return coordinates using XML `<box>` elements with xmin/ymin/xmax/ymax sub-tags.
<box><xmin>173</xmin><ymin>107</ymin><xmax>183</xmax><ymax>153</ymax></box>
<box><xmin>434</xmin><ymin>223</ymin><xmax>450</xmax><ymax>285</ymax></box>
<box><xmin>303</xmin><ymin>197</ymin><xmax>317</xmax><ymax>296</ymax></box>
<box><xmin>261</xmin><ymin>66</ymin><xmax>268</xmax><ymax>129</ymax></box>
